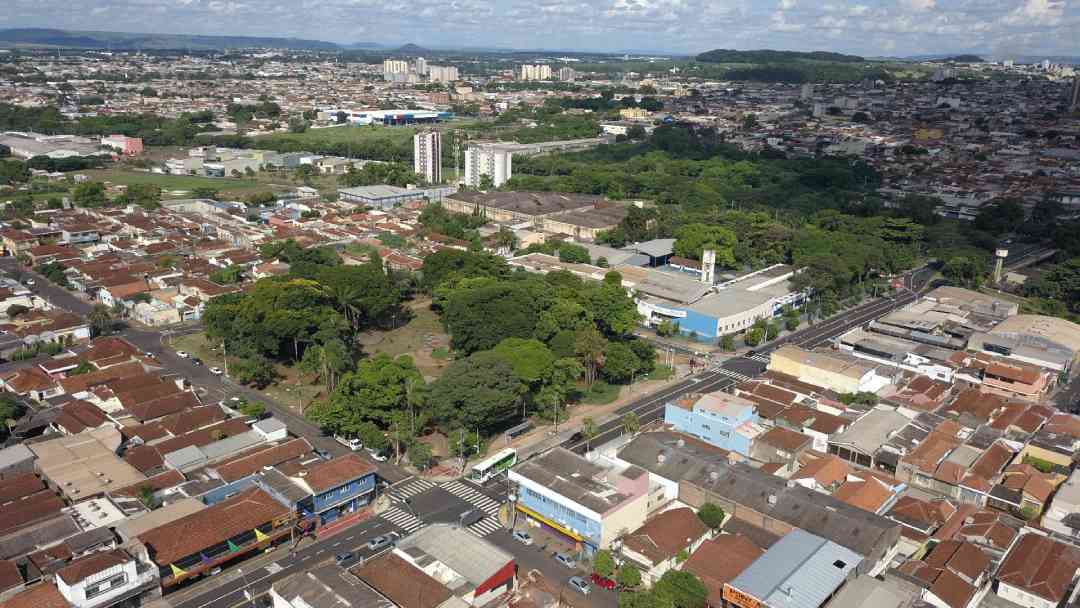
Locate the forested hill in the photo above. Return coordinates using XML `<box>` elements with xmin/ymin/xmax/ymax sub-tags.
<box><xmin>695</xmin><ymin>49</ymin><xmax>866</xmax><ymax>64</ymax></box>
<box><xmin>0</xmin><ymin>28</ymin><xmax>339</xmax><ymax>51</ymax></box>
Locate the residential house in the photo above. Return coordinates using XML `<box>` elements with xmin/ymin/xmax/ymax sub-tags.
<box><xmin>995</xmin><ymin>532</ymin><xmax>1080</xmax><ymax>608</ymax></box>
<box><xmin>663</xmin><ymin>392</ymin><xmax>761</xmax><ymax>456</ymax></box>
<box><xmin>393</xmin><ymin>524</ymin><xmax>516</xmax><ymax>606</ymax></box>
<box><xmin>290</xmin><ymin>454</ymin><xmax>377</xmax><ymax>527</ymax></box>
<box><xmin>619</xmin><ymin>507</ymin><xmax>710</xmax><ymax>585</ymax></box>
<box><xmin>54</xmin><ymin>549</ymin><xmax>157</xmax><ymax>608</ymax></box>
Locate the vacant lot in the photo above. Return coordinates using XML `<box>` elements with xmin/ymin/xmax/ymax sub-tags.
<box><xmin>81</xmin><ymin>168</ymin><xmax>272</xmax><ymax>198</ymax></box>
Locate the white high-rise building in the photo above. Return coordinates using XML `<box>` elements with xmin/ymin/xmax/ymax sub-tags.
<box><xmin>383</xmin><ymin>59</ymin><xmax>410</xmax><ymax>81</ymax></box>
<box><xmin>414</xmin><ymin>130</ymin><xmax>442</xmax><ymax>184</ymax></box>
<box><xmin>428</xmin><ymin>65</ymin><xmax>459</xmax><ymax>83</ymax></box>
<box><xmin>464</xmin><ymin>144</ymin><xmax>513</xmax><ymax>189</ymax></box>
<box><xmin>518</xmin><ymin>64</ymin><xmax>553</xmax><ymax>81</ymax></box>
<box><xmin>414</xmin><ymin>57</ymin><xmax>428</xmax><ymax>75</ymax></box>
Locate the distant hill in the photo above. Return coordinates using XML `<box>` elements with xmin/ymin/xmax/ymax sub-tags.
<box><xmin>939</xmin><ymin>55</ymin><xmax>984</xmax><ymax>63</ymax></box>
<box><xmin>396</xmin><ymin>43</ymin><xmax>428</xmax><ymax>54</ymax></box>
<box><xmin>0</xmin><ymin>28</ymin><xmax>339</xmax><ymax>51</ymax></box>
<box><xmin>346</xmin><ymin>42</ymin><xmax>384</xmax><ymax>50</ymax></box>
<box><xmin>696</xmin><ymin>49</ymin><xmax>865</xmax><ymax>64</ymax></box>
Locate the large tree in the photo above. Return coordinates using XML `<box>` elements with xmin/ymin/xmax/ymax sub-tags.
<box><xmin>428</xmin><ymin>351</ymin><xmax>523</xmax><ymax>434</ymax></box>
<box><xmin>445</xmin><ymin>282</ymin><xmax>546</xmax><ymax>354</ymax></box>
<box><xmin>307</xmin><ymin>353</ymin><xmax>422</xmax><ymax>435</ymax></box>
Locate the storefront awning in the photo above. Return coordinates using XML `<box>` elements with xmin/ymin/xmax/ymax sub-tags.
<box><xmin>515</xmin><ymin>503</ymin><xmax>584</xmax><ymax>542</ymax></box>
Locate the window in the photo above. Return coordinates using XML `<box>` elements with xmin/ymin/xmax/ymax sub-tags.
<box><xmin>85</xmin><ymin>573</ymin><xmax>127</xmax><ymax>600</ymax></box>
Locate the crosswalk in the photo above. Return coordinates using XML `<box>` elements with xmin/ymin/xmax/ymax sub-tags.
<box><xmin>716</xmin><ymin>367</ymin><xmax>752</xmax><ymax>382</ymax></box>
<box><xmin>389</xmin><ymin>477</ymin><xmax>437</xmax><ymax>500</ymax></box>
<box><xmin>440</xmin><ymin>480</ymin><xmax>501</xmax><ymax>517</ymax></box>
<box><xmin>747</xmin><ymin>353</ymin><xmax>770</xmax><ymax>363</ymax></box>
<box><xmin>468</xmin><ymin>516</ymin><xmax>503</xmax><ymax>537</ymax></box>
<box><xmin>379</xmin><ymin>506</ymin><xmax>426</xmax><ymax>533</ymax></box>
<box><xmin>440</xmin><ymin>480</ymin><xmax>505</xmax><ymax>537</ymax></box>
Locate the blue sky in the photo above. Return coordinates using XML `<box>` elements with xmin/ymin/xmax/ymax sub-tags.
<box><xmin>3</xmin><ymin>0</ymin><xmax>1077</xmax><ymax>57</ymax></box>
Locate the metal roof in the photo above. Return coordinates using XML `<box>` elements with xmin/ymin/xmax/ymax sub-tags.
<box><xmin>729</xmin><ymin>529</ymin><xmax>862</xmax><ymax>608</ymax></box>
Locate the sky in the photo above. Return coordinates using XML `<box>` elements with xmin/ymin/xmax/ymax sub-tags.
<box><xmin>2</xmin><ymin>0</ymin><xmax>1078</xmax><ymax>57</ymax></box>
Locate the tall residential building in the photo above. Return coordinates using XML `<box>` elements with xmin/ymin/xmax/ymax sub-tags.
<box><xmin>464</xmin><ymin>144</ymin><xmax>512</xmax><ymax>189</ymax></box>
<box><xmin>414</xmin><ymin>57</ymin><xmax>428</xmax><ymax>75</ymax></box>
<box><xmin>413</xmin><ymin>130</ymin><xmax>441</xmax><ymax>184</ymax></box>
<box><xmin>558</xmin><ymin>66</ymin><xmax>577</xmax><ymax>82</ymax></box>
<box><xmin>428</xmin><ymin>65</ymin><xmax>459</xmax><ymax>83</ymax></box>
<box><xmin>382</xmin><ymin>59</ymin><xmax>410</xmax><ymax>81</ymax></box>
<box><xmin>518</xmin><ymin>64</ymin><xmax>553</xmax><ymax>81</ymax></box>
<box><xmin>1071</xmin><ymin>76</ymin><xmax>1080</xmax><ymax>111</ymax></box>
<box><xmin>800</xmin><ymin>83</ymin><xmax>814</xmax><ymax>101</ymax></box>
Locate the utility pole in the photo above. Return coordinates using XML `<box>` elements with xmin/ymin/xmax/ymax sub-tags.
<box><xmin>222</xmin><ymin>340</ymin><xmax>229</xmax><ymax>377</ymax></box>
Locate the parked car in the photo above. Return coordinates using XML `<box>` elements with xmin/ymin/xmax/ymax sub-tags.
<box><xmin>335</xmin><ymin>551</ymin><xmax>354</xmax><ymax>565</ymax></box>
<box><xmin>24</xmin><ymin>278</ymin><xmax>34</xmax><ymax>286</ymax></box>
<box><xmin>176</xmin><ymin>351</ymin><xmax>190</xmax><ymax>359</ymax></box>
<box><xmin>190</xmin><ymin>357</ymin><xmax>203</xmax><ymax>366</ymax></box>
<box><xmin>366</xmin><ymin>448</ymin><xmax>388</xmax><ymax>462</ymax></box>
<box><xmin>512</xmin><ymin>531</ymin><xmax>533</xmax><ymax>546</ymax></box>
<box><xmin>590</xmin><ymin>573</ymin><xmax>616</xmax><ymax>590</ymax></box>
<box><xmin>568</xmin><ymin>576</ymin><xmax>591</xmax><ymax>595</ymax></box>
<box><xmin>335</xmin><ymin>435</ymin><xmax>362</xmax><ymax>451</ymax></box>
<box><xmin>314</xmin><ymin>448</ymin><xmax>332</xmax><ymax>460</ymax></box>
<box><xmin>553</xmin><ymin>553</ymin><xmax>576</xmax><ymax>569</ymax></box>
<box><xmin>366</xmin><ymin>533</ymin><xmax>397</xmax><ymax>551</ymax></box>
<box><xmin>209</xmin><ymin>367</ymin><xmax>224</xmax><ymax>375</ymax></box>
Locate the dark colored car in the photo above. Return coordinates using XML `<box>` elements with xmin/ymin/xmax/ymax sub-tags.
<box><xmin>459</xmin><ymin>509</ymin><xmax>484</xmax><ymax>527</ymax></box>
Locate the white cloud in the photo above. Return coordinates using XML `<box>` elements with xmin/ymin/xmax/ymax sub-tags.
<box><xmin>779</xmin><ymin>0</ymin><xmax>797</xmax><ymax>10</ymax></box>
<box><xmin>899</xmin><ymin>0</ymin><xmax>935</xmax><ymax>11</ymax></box>
<box><xmin>1001</xmin><ymin>0</ymin><xmax>1065</xmax><ymax>25</ymax></box>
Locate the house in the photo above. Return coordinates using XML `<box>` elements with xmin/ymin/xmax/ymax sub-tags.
<box><xmin>353</xmin><ymin>553</ymin><xmax>461</xmax><ymax>608</ymax></box>
<box><xmin>680</xmin><ymin>462</ymin><xmax>901</xmax><ymax>575</ymax></box>
<box><xmin>1042</xmin><ymin>467</ymin><xmax>1080</xmax><ymax>537</ymax></box>
<box><xmin>886</xmin><ymin>495</ymin><xmax>957</xmax><ymax>545</ymax></box>
<box><xmin>995</xmin><ymin>532</ymin><xmax>1080</xmax><ymax>608</ymax></box>
<box><xmin>509</xmin><ymin>447</ymin><xmax>649</xmax><ymax>552</ymax></box>
<box><xmin>393</xmin><ymin>524</ymin><xmax>515</xmax><ymax>606</ymax></box>
<box><xmin>895</xmin><ymin>541</ymin><xmax>993</xmax><ymax>608</ymax></box>
<box><xmin>664</xmin><ymin>392</ymin><xmax>761</xmax><ymax>456</ymax></box>
<box><xmin>137</xmin><ymin>487</ymin><xmax>292</xmax><ymax>591</ymax></box>
<box><xmin>751</xmin><ymin>426</ymin><xmax>812</xmax><ymax>470</ymax></box>
<box><xmin>290</xmin><ymin>454</ymin><xmax>377</xmax><ymax>527</ymax></box>
<box><xmin>723</xmin><ymin>529</ymin><xmax>862</xmax><ymax>608</ymax></box>
<box><xmin>54</xmin><ymin>549</ymin><xmax>157</xmax><ymax>608</ymax></box>
<box><xmin>619</xmin><ymin>507</ymin><xmax>710</xmax><ymax>585</ymax></box>
<box><xmin>827</xmin><ymin>407</ymin><xmax>909</xmax><ymax>470</ymax></box>
<box><xmin>683</xmin><ymin>533</ymin><xmax>763</xmax><ymax>607</ymax></box>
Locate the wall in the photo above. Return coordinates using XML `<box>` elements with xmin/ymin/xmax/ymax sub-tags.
<box><xmin>997</xmin><ymin>582</ymin><xmax>1056</xmax><ymax>608</ymax></box>
<box><xmin>663</xmin><ymin>404</ymin><xmax>754</xmax><ymax>455</ymax></box>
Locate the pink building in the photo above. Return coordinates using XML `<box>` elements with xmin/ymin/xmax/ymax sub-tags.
<box><xmin>101</xmin><ymin>134</ymin><xmax>144</xmax><ymax>156</ymax></box>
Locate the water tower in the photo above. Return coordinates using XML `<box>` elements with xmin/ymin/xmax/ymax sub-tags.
<box><xmin>994</xmin><ymin>248</ymin><xmax>1008</xmax><ymax>284</ymax></box>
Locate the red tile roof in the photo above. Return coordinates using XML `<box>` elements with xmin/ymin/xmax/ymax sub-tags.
<box><xmin>56</xmin><ymin>550</ymin><xmax>130</xmax><ymax>585</ymax></box>
<box><xmin>138</xmin><ymin>488</ymin><xmax>289</xmax><ymax>566</ymax></box>
<box><xmin>297</xmin><ymin>454</ymin><xmax>376</xmax><ymax>494</ymax></box>
<box><xmin>997</xmin><ymin>533</ymin><xmax>1080</xmax><ymax>603</ymax></box>
<box><xmin>621</xmin><ymin>508</ymin><xmax>709</xmax><ymax>564</ymax></box>
<box><xmin>0</xmin><ymin>582</ymin><xmax>70</xmax><ymax>608</ymax></box>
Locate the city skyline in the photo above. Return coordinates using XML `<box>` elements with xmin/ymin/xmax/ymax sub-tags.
<box><xmin>2</xmin><ymin>0</ymin><xmax>1078</xmax><ymax>57</ymax></box>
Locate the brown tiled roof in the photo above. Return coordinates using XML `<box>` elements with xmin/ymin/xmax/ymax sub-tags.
<box><xmin>0</xmin><ymin>474</ymin><xmax>45</xmax><ymax>504</ymax></box>
<box><xmin>353</xmin><ymin>553</ymin><xmax>452</xmax><ymax>608</ymax></box>
<box><xmin>56</xmin><ymin>550</ymin><xmax>130</xmax><ymax>585</ymax></box>
<box><xmin>791</xmin><ymin>454</ymin><xmax>850</xmax><ymax>488</ymax></box>
<box><xmin>298</xmin><ymin>454</ymin><xmax>376</xmax><ymax>494</ymax></box>
<box><xmin>997</xmin><ymin>533</ymin><xmax>1080</xmax><ymax>603</ymax></box>
<box><xmin>0</xmin><ymin>492</ymin><xmax>65</xmax><ymax>535</ymax></box>
<box><xmin>0</xmin><ymin>582</ymin><xmax>70</xmax><ymax>608</ymax></box>
<box><xmin>969</xmin><ymin>442</ymin><xmax>1014</xmax><ymax>480</ymax></box>
<box><xmin>757</xmin><ymin>426</ymin><xmax>811</xmax><ymax>453</ymax></box>
<box><xmin>157</xmin><ymin>405</ymin><xmax>226</xmax><ymax>436</ymax></box>
<box><xmin>683</xmin><ymin>534</ymin><xmax>763</xmax><ymax>607</ymax></box>
<box><xmin>944</xmin><ymin>389</ymin><xmax>1006</xmax><ymax>422</ymax></box>
<box><xmin>58</xmin><ymin>362</ymin><xmax>145</xmax><ymax>394</ymax></box>
<box><xmin>138</xmin><ymin>488</ymin><xmax>289</xmax><ymax>566</ymax></box>
<box><xmin>213</xmin><ymin>438</ymin><xmax>313</xmax><ymax>483</ymax></box>
<box><xmin>925</xmin><ymin>540</ymin><xmax>991</xmax><ymax>582</ymax></box>
<box><xmin>887</xmin><ymin>496</ymin><xmax>956</xmax><ymax>531</ymax></box>
<box><xmin>0</xmin><ymin>560</ymin><xmax>22</xmax><ymax>593</ymax></box>
<box><xmin>621</xmin><ymin>508</ymin><xmax>709</xmax><ymax>564</ymax></box>
<box><xmin>928</xmin><ymin>569</ymin><xmax>977</xmax><ymax>608</ymax></box>
<box><xmin>1044</xmin><ymin>413</ymin><xmax>1080</xmax><ymax>438</ymax></box>
<box><xmin>833</xmin><ymin>477</ymin><xmax>893</xmax><ymax>514</ymax></box>
<box><xmin>123</xmin><ymin>418</ymin><xmax>250</xmax><ymax>473</ymax></box>
<box><xmin>2</xmin><ymin>367</ymin><xmax>56</xmax><ymax>394</ymax></box>
<box><xmin>81</xmin><ymin>337</ymin><xmax>142</xmax><ymax>369</ymax></box>
<box><xmin>53</xmin><ymin>400</ymin><xmax>109</xmax><ymax>434</ymax></box>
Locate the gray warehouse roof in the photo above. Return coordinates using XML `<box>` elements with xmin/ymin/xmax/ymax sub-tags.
<box><xmin>395</xmin><ymin>523</ymin><xmax>514</xmax><ymax>590</ymax></box>
<box><xmin>729</xmin><ymin>529</ymin><xmax>862</xmax><ymax>608</ymax></box>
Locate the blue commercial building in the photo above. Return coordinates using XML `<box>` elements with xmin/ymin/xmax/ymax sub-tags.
<box><xmin>290</xmin><ymin>454</ymin><xmax>378</xmax><ymax>526</ymax></box>
<box><xmin>664</xmin><ymin>392</ymin><xmax>760</xmax><ymax>455</ymax></box>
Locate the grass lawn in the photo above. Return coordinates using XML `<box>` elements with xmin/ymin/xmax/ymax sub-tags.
<box><xmin>361</xmin><ymin>300</ymin><xmax>451</xmax><ymax>378</ymax></box>
<box><xmin>80</xmin><ymin>168</ymin><xmax>272</xmax><ymax>198</ymax></box>
<box><xmin>581</xmin><ymin>381</ymin><xmax>621</xmax><ymax>405</ymax></box>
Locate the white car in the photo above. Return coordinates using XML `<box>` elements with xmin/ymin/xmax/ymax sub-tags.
<box><xmin>24</xmin><ymin>279</ymin><xmax>34</xmax><ymax>286</ymax></box>
<box><xmin>367</xmin><ymin>448</ymin><xmax>388</xmax><ymax>462</ymax></box>
<box><xmin>512</xmin><ymin>531</ymin><xmax>533</xmax><ymax>545</ymax></box>
<box><xmin>176</xmin><ymin>351</ymin><xmax>190</xmax><ymax>359</ymax></box>
<box><xmin>209</xmin><ymin>367</ymin><xmax>224</xmax><ymax>376</ymax></box>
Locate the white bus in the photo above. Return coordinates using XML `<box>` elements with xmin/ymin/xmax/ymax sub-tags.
<box><xmin>468</xmin><ymin>448</ymin><xmax>517</xmax><ymax>484</ymax></box>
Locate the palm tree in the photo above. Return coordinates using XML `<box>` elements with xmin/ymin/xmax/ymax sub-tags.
<box><xmin>581</xmin><ymin>417</ymin><xmax>598</xmax><ymax>452</ymax></box>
